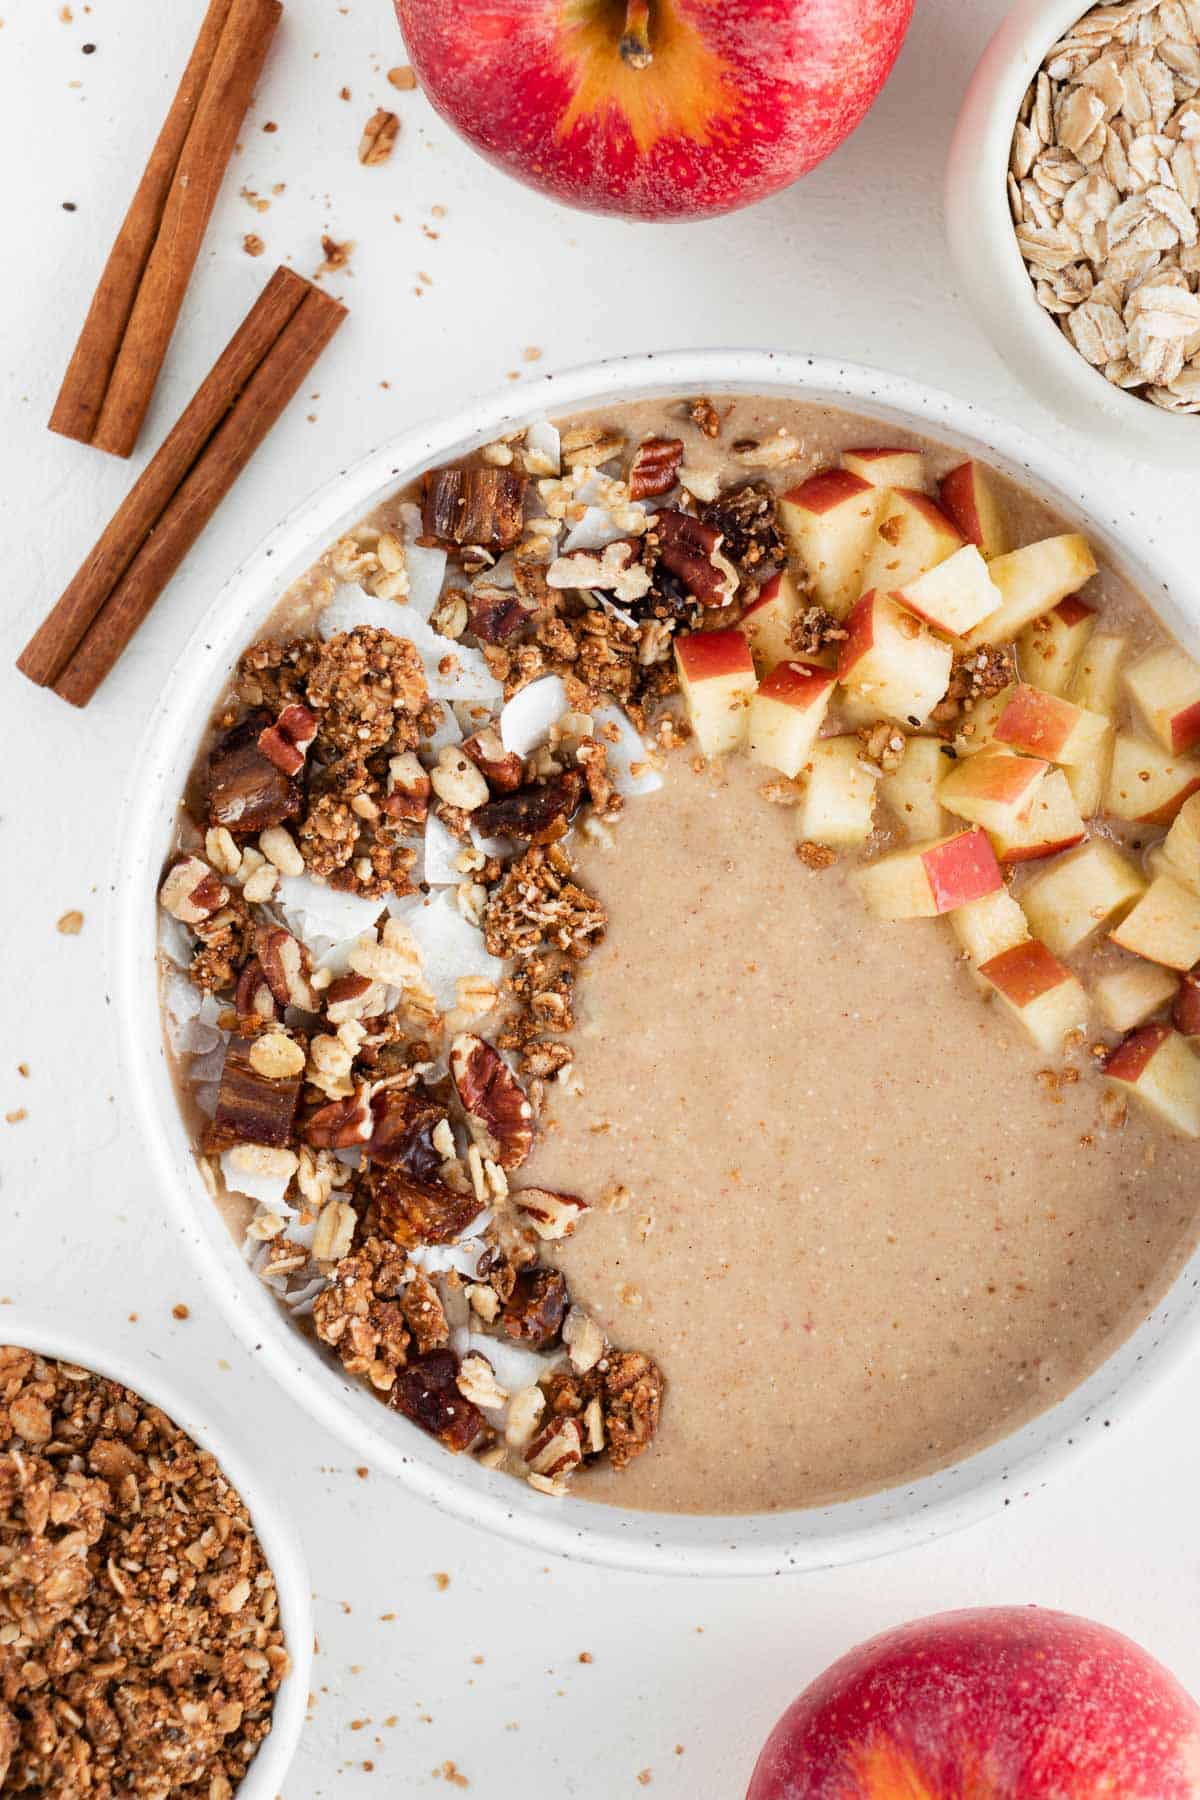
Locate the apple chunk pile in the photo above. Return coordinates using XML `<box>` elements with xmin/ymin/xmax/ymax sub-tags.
<box><xmin>672</xmin><ymin>442</ymin><xmax>1200</xmax><ymax>1136</ymax></box>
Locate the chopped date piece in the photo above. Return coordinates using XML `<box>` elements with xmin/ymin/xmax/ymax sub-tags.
<box><xmin>699</xmin><ymin>480</ymin><xmax>786</xmax><ymax>583</ymax></box>
<box><xmin>207</xmin><ymin>710</ymin><xmax>302</xmax><ymax>835</ymax></box>
<box><xmin>204</xmin><ymin>1030</ymin><xmax>301</xmax><ymax>1151</ymax></box>
<box><xmin>257</xmin><ymin>702</ymin><xmax>318</xmax><ymax>775</ymax></box>
<box><xmin>629</xmin><ymin>436</ymin><xmax>684</xmax><ymax>501</ymax></box>
<box><xmin>421</xmin><ymin>462</ymin><xmax>527</xmax><ymax>552</ymax></box>
<box><xmin>474</xmin><ymin>768</ymin><xmax>584</xmax><ymax>845</ymax></box>
<box><xmin>449</xmin><ymin>1033</ymin><xmax>534</xmax><ymax>1170</ymax></box>
<box><xmin>367</xmin><ymin>1163</ymin><xmax>485</xmax><ymax>1247</ymax></box>
<box><xmin>367</xmin><ymin>1082</ymin><xmax>448</xmax><ymax>1179</ymax></box>
<box><xmin>602</xmin><ymin>1350</ymin><xmax>664</xmax><ymax>1470</ymax></box>
<box><xmin>500</xmin><ymin>1266</ymin><xmax>569</xmax><ymax>1351</ymax></box>
<box><xmin>653</xmin><ymin>509</ymin><xmax>737</xmax><ymax>605</ymax></box>
<box><xmin>390</xmin><ymin>1349</ymin><xmax>487</xmax><ymax>1453</ymax></box>
<box><xmin>468</xmin><ymin>583</ymin><xmax>531</xmax><ymax>644</ymax></box>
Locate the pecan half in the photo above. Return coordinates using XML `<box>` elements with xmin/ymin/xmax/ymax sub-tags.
<box><xmin>421</xmin><ymin>462</ymin><xmax>527</xmax><ymax>552</ymax></box>
<box><xmin>629</xmin><ymin>436</ymin><xmax>683</xmax><ymax>501</ymax></box>
<box><xmin>204</xmin><ymin>1030</ymin><xmax>301</xmax><ymax>1151</ymax></box>
<box><xmin>461</xmin><ymin>726</ymin><xmax>523</xmax><ymax>793</ymax></box>
<box><xmin>525</xmin><ymin>1415</ymin><xmax>584</xmax><ymax>1480</ymax></box>
<box><xmin>474</xmin><ymin>769</ymin><xmax>583</xmax><ymax>846</ymax></box>
<box><xmin>514</xmin><ymin>1187</ymin><xmax>588</xmax><ymax>1241</ymax></box>
<box><xmin>369</xmin><ymin>1163</ymin><xmax>485</xmax><ymax>1247</ymax></box>
<box><xmin>468</xmin><ymin>583</ymin><xmax>531</xmax><ymax>644</ymax></box>
<box><xmin>257</xmin><ymin>703</ymin><xmax>318</xmax><ymax>776</ymax></box>
<box><xmin>300</xmin><ymin>1083</ymin><xmax>373</xmax><ymax>1150</ymax></box>
<box><xmin>500</xmin><ymin>1266</ymin><xmax>569</xmax><ymax>1351</ymax></box>
<box><xmin>367</xmin><ymin>1083</ymin><xmax>447</xmax><ymax>1179</ymax></box>
<box><xmin>207</xmin><ymin>710</ymin><xmax>302</xmax><ymax>835</ymax></box>
<box><xmin>235</xmin><ymin>957</ymin><xmax>278</xmax><ymax>1020</ymax></box>
<box><xmin>256</xmin><ymin>926</ymin><xmax>319</xmax><ymax>1012</ymax></box>
<box><xmin>159</xmin><ymin>856</ymin><xmax>229</xmax><ymax>925</ymax></box>
<box><xmin>384</xmin><ymin>751</ymin><xmax>431</xmax><ymax>825</ymax></box>
<box><xmin>390</xmin><ymin>1349</ymin><xmax>487</xmax><ymax>1453</ymax></box>
<box><xmin>653</xmin><ymin>510</ymin><xmax>738</xmax><ymax>605</ymax></box>
<box><xmin>449</xmin><ymin>1034</ymin><xmax>533</xmax><ymax>1170</ymax></box>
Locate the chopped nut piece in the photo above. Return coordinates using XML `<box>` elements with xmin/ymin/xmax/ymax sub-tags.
<box><xmin>450</xmin><ymin>1034</ymin><xmax>534</xmax><ymax>1169</ymax></box>
<box><xmin>562</xmin><ymin>1306</ymin><xmax>605</xmax><ymax>1374</ymax></box>
<box><xmin>160</xmin><ymin>856</ymin><xmax>229</xmax><ymax>924</ymax></box>
<box><xmin>685</xmin><ymin>396</ymin><xmax>722</xmax><ymax>437</ymax></box>
<box><xmin>628</xmin><ymin>436</ymin><xmax>684</xmax><ymax>500</ymax></box>
<box><xmin>430</xmin><ymin>745</ymin><xmax>490</xmax><ymax>811</ymax></box>
<box><xmin>514</xmin><ymin>1185</ymin><xmax>588</xmax><ymax>1240</ymax></box>
<box><xmin>55</xmin><ymin>908</ymin><xmax>84</xmax><ymax>935</ymax></box>
<box><xmin>457</xmin><ymin>1353</ymin><xmax>508</xmax><ymax>1410</ymax></box>
<box><xmin>359</xmin><ymin>107</ymin><xmax>400</xmax><ymax>165</ymax></box>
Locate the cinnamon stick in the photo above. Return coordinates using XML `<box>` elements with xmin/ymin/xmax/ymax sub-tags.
<box><xmin>49</xmin><ymin>0</ymin><xmax>282</xmax><ymax>459</ymax></box>
<box><xmin>19</xmin><ymin>267</ymin><xmax>347</xmax><ymax>707</ymax></box>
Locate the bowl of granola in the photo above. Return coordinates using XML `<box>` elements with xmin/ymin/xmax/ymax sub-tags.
<box><xmin>0</xmin><ymin>1314</ymin><xmax>309</xmax><ymax>1796</ymax></box>
<box><xmin>116</xmin><ymin>347</ymin><xmax>1200</xmax><ymax>1575</ymax></box>
<box><xmin>947</xmin><ymin>0</ymin><xmax>1200</xmax><ymax>457</ymax></box>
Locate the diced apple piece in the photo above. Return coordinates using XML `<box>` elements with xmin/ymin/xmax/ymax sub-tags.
<box><xmin>880</xmin><ymin>736</ymin><xmax>950</xmax><ymax>841</ymax></box>
<box><xmin>738</xmin><ymin>569</ymin><xmax>803</xmax><ymax>674</ymax></box>
<box><xmin>1017</xmin><ymin>596</ymin><xmax>1096</xmax><ymax>697</ymax></box>
<box><xmin>1105</xmin><ymin>734</ymin><xmax>1200</xmax><ymax>825</ymax></box>
<box><xmin>938</xmin><ymin>460</ymin><xmax>1009</xmax><ymax>560</ymax></box>
<box><xmin>989</xmin><ymin>682</ymin><xmax>1110</xmax><ymax>767</ymax></box>
<box><xmin>1173</xmin><ymin>970</ymin><xmax>1200</xmax><ymax>1035</ymax></box>
<box><xmin>890</xmin><ymin>544</ymin><xmax>1000</xmax><ymax>639</ymax></box>
<box><xmin>989</xmin><ymin>769</ymin><xmax>1087</xmax><ymax>862</ymax></box>
<box><xmin>674</xmin><ymin>629</ymin><xmax>756</xmax><ymax>759</ymax></box>
<box><xmin>854</xmin><ymin>827</ymin><xmax>1003</xmax><ymax>920</ymax></box>
<box><xmin>977</xmin><ymin>939</ymin><xmax>1088</xmax><ymax>1054</ymax></box>
<box><xmin>860</xmin><ymin>489</ymin><xmax>965</xmax><ymax>596</ymax></box>
<box><xmin>1124</xmin><ymin>645</ymin><xmax>1200</xmax><ymax>754</ymax></box>
<box><xmin>1068</xmin><ymin>630</ymin><xmax>1126</xmax><ymax>715</ymax></box>
<box><xmin>794</xmin><ymin>736</ymin><xmax>878</xmax><ymax>848</ymax></box>
<box><xmin>842</xmin><ymin>447</ymin><xmax>927</xmax><ymax>490</ymax></box>
<box><xmin>1096</xmin><ymin>960</ymin><xmax>1179</xmax><ymax>1033</ymax></box>
<box><xmin>964</xmin><ymin>534</ymin><xmax>1099</xmax><ymax>649</ymax></box>
<box><xmin>778</xmin><ymin>471</ymin><xmax>880</xmax><ymax>618</ymax></box>
<box><xmin>940</xmin><ymin>750</ymin><xmax>1049</xmax><ymax>836</ymax></box>
<box><xmin>747</xmin><ymin>660</ymin><xmax>836</xmax><ymax>779</ymax></box>
<box><xmin>1161</xmin><ymin>792</ymin><xmax>1200</xmax><ymax>894</ymax></box>
<box><xmin>1020</xmin><ymin>840</ymin><xmax>1145</xmax><ymax>957</ymax></box>
<box><xmin>950</xmin><ymin>887</ymin><xmax>1030</xmax><ymax>965</ymax></box>
<box><xmin>1064</xmin><ymin>748</ymin><xmax>1110</xmax><ymax>821</ymax></box>
<box><xmin>1109</xmin><ymin>872</ymin><xmax>1200</xmax><ymax>970</ymax></box>
<box><xmin>837</xmin><ymin>590</ymin><xmax>953</xmax><ymax>728</ymax></box>
<box><xmin>951</xmin><ymin>685</ymin><xmax>1015</xmax><ymax>758</ymax></box>
<box><xmin>1104</xmin><ymin>1024</ymin><xmax>1200</xmax><ymax>1136</ymax></box>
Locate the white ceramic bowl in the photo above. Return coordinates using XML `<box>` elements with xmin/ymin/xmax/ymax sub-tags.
<box><xmin>946</xmin><ymin>0</ymin><xmax>1200</xmax><ymax>464</ymax></box>
<box><xmin>116</xmin><ymin>348</ymin><xmax>1200</xmax><ymax>1578</ymax></box>
<box><xmin>0</xmin><ymin>1310</ymin><xmax>311</xmax><ymax>1796</ymax></box>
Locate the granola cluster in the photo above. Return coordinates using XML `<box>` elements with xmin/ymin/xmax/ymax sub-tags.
<box><xmin>0</xmin><ymin>1348</ymin><xmax>288</xmax><ymax>1797</ymax></box>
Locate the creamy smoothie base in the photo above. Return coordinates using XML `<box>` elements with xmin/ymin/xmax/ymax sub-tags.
<box><xmin>157</xmin><ymin>394</ymin><xmax>1200</xmax><ymax>1516</ymax></box>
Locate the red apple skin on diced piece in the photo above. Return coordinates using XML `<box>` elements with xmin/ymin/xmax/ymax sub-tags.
<box><xmin>747</xmin><ymin>660</ymin><xmax>836</xmax><ymax>779</ymax></box>
<box><xmin>837</xmin><ymin>589</ymin><xmax>953</xmax><ymax>727</ymax></box>
<box><xmin>860</xmin><ymin>489</ymin><xmax>965</xmax><ymax>595</ymax></box>
<box><xmin>778</xmin><ymin>470</ymin><xmax>880</xmax><ymax>618</ymax></box>
<box><xmin>673</xmin><ymin>628</ymin><xmax>756</xmax><ymax>759</ymax></box>
<box><xmin>1174</xmin><ymin>970</ymin><xmax>1200</xmax><ymax>1035</ymax></box>
<box><xmin>1018</xmin><ymin>596</ymin><xmax>1097</xmax><ymax>698</ymax></box>
<box><xmin>738</xmin><ymin>569</ymin><xmax>802</xmax><ymax>674</ymax></box>
<box><xmin>1124</xmin><ymin>645</ymin><xmax>1200</xmax><ymax>754</ymax></box>
<box><xmin>991</xmin><ymin>683</ymin><xmax>1108</xmax><ymax>765</ymax></box>
<box><xmin>841</xmin><ymin>447</ymin><xmax>926</xmax><ymax>490</ymax></box>
<box><xmin>922</xmin><ymin>828</ymin><xmax>1004</xmax><ymax>913</ymax></box>
<box><xmin>938</xmin><ymin>460</ymin><xmax>1009</xmax><ymax>560</ymax></box>
<box><xmin>939</xmin><ymin>749</ymin><xmax>1050</xmax><ymax>836</ymax></box>
<box><xmin>978</xmin><ymin>938</ymin><xmax>1088</xmax><ymax>1052</ymax></box>
<box><xmin>1105</xmin><ymin>734</ymin><xmax>1200</xmax><ymax>825</ymax></box>
<box><xmin>1104</xmin><ymin>1024</ymin><xmax>1200</xmax><ymax>1136</ymax></box>
<box><xmin>991</xmin><ymin>769</ymin><xmax>1086</xmax><ymax>863</ymax></box>
<box><xmin>963</xmin><ymin>534</ymin><xmax>1098</xmax><ymax>649</ymax></box>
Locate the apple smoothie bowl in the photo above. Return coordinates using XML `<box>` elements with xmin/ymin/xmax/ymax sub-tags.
<box><xmin>156</xmin><ymin>394</ymin><xmax>1200</xmax><ymax>1515</ymax></box>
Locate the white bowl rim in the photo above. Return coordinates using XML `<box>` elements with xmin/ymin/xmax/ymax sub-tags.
<box><xmin>113</xmin><ymin>345</ymin><xmax>1200</xmax><ymax>1579</ymax></box>
<box><xmin>945</xmin><ymin>0</ymin><xmax>1200</xmax><ymax>458</ymax></box>
<box><xmin>0</xmin><ymin>1308</ymin><xmax>312</xmax><ymax>1796</ymax></box>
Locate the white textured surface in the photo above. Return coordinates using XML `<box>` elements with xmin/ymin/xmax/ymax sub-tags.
<box><xmin>3</xmin><ymin>3</ymin><xmax>1200</xmax><ymax>1795</ymax></box>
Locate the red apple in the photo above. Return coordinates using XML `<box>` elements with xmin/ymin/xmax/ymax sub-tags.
<box><xmin>394</xmin><ymin>0</ymin><xmax>915</xmax><ymax>221</ymax></box>
<box><xmin>747</xmin><ymin>1607</ymin><xmax>1200</xmax><ymax>1800</ymax></box>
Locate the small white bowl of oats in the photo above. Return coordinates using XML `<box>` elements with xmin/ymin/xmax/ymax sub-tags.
<box><xmin>947</xmin><ymin>0</ymin><xmax>1200</xmax><ymax>459</ymax></box>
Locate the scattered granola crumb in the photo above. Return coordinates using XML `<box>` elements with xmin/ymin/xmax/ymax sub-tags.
<box><xmin>55</xmin><ymin>908</ymin><xmax>84</xmax><ymax>934</ymax></box>
<box><xmin>433</xmin><ymin>1570</ymin><xmax>451</xmax><ymax>1591</ymax></box>
<box><xmin>523</xmin><ymin>345</ymin><xmax>543</xmax><ymax>362</ymax></box>
<box><xmin>796</xmin><ymin>840</ymin><xmax>838</xmax><ymax>870</ymax></box>
<box><xmin>435</xmin><ymin>1760</ymin><xmax>469</xmax><ymax>1788</ymax></box>
<box><xmin>578</xmin><ymin>1650</ymin><xmax>593</xmax><ymax>1664</ymax></box>
<box><xmin>339</xmin><ymin>84</ymin><xmax>351</xmax><ymax>100</ymax></box>
<box><xmin>243</xmin><ymin>232</ymin><xmax>265</xmax><ymax>256</ymax></box>
<box><xmin>317</xmin><ymin>234</ymin><xmax>354</xmax><ymax>278</ymax></box>
<box><xmin>239</xmin><ymin>184</ymin><xmax>270</xmax><ymax>214</ymax></box>
<box><xmin>387</xmin><ymin>64</ymin><xmax>417</xmax><ymax>89</ymax></box>
<box><xmin>5</xmin><ymin>1109</ymin><xmax>26</xmax><ymax>1124</ymax></box>
<box><xmin>262</xmin><ymin>119</ymin><xmax>278</xmax><ymax>132</ymax></box>
<box><xmin>637</xmin><ymin>1771</ymin><xmax>653</xmax><ymax>1787</ymax></box>
<box><xmin>356</xmin><ymin>1464</ymin><xmax>369</xmax><ymax>1478</ymax></box>
<box><xmin>16</xmin><ymin>1063</ymin><xmax>28</xmax><ymax>1078</ymax></box>
<box><xmin>171</xmin><ymin>1302</ymin><xmax>190</xmax><ymax>1320</ymax></box>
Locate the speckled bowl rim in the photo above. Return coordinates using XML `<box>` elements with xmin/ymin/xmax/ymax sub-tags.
<box><xmin>114</xmin><ymin>348</ymin><xmax>1200</xmax><ymax>1578</ymax></box>
<box><xmin>0</xmin><ymin>1310</ymin><xmax>311</xmax><ymax>1795</ymax></box>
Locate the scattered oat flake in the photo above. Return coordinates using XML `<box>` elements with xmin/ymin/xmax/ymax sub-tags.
<box><xmin>243</xmin><ymin>232</ymin><xmax>265</xmax><ymax>257</ymax></box>
<box><xmin>388</xmin><ymin>64</ymin><xmax>417</xmax><ymax>89</ymax></box>
<box><xmin>359</xmin><ymin>107</ymin><xmax>399</xmax><ymax>166</ymax></box>
<box><xmin>5</xmin><ymin>1109</ymin><xmax>26</xmax><ymax>1124</ymax></box>
<box><xmin>55</xmin><ymin>908</ymin><xmax>83</xmax><ymax>934</ymax></box>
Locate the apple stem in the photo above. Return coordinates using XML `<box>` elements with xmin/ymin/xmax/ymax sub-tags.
<box><xmin>619</xmin><ymin>0</ymin><xmax>652</xmax><ymax>69</ymax></box>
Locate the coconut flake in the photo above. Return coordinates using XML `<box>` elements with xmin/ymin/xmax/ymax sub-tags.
<box><xmin>499</xmin><ymin>674</ymin><xmax>569</xmax><ymax>757</ymax></box>
<box><xmin>387</xmin><ymin>888</ymin><xmax>504</xmax><ymax>1010</ymax></box>
<box><xmin>561</xmin><ymin>506</ymin><xmax>632</xmax><ymax>554</ymax></box>
<box><xmin>524</xmin><ymin>419</ymin><xmax>561</xmax><ymax>476</ymax></box>
<box><xmin>276</xmin><ymin>872</ymin><xmax>386</xmax><ymax>947</ymax></box>
<box><xmin>157</xmin><ymin>910</ymin><xmax>194</xmax><ymax>968</ymax></box>
<box><xmin>397</xmin><ymin>504</ymin><xmax>448</xmax><ymax>620</ymax></box>
<box><xmin>424</xmin><ymin>811</ymin><xmax>466</xmax><ymax>886</ymax></box>
<box><xmin>593</xmin><ymin>703</ymin><xmax>664</xmax><ymax>797</ymax></box>
<box><xmin>220</xmin><ymin>1149</ymin><xmax>294</xmax><ymax>1209</ymax></box>
<box><xmin>465</xmin><ymin>1333</ymin><xmax>554</xmax><ymax>1393</ymax></box>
